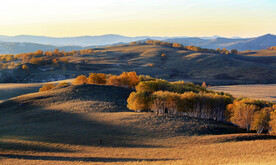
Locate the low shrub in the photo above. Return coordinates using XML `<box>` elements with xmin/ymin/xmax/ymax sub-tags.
<box><xmin>39</xmin><ymin>84</ymin><xmax>56</xmax><ymax>92</ymax></box>
<box><xmin>72</xmin><ymin>75</ymin><xmax>87</xmax><ymax>85</ymax></box>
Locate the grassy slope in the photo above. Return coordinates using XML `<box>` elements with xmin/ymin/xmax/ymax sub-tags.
<box><xmin>6</xmin><ymin>44</ymin><xmax>276</xmax><ymax>85</ymax></box>
<box><xmin>70</xmin><ymin>44</ymin><xmax>276</xmax><ymax>83</ymax></box>
<box><xmin>0</xmin><ymin>79</ymin><xmax>74</xmax><ymax>103</ymax></box>
<box><xmin>0</xmin><ymin>84</ymin><xmax>275</xmax><ymax>164</ymax></box>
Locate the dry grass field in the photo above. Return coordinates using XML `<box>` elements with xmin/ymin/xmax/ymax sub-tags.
<box><xmin>3</xmin><ymin>44</ymin><xmax>276</xmax><ymax>85</ymax></box>
<box><xmin>0</xmin><ymin>133</ymin><xmax>275</xmax><ymax>165</ymax></box>
<box><xmin>210</xmin><ymin>84</ymin><xmax>276</xmax><ymax>103</ymax></box>
<box><xmin>0</xmin><ymin>84</ymin><xmax>275</xmax><ymax>164</ymax></box>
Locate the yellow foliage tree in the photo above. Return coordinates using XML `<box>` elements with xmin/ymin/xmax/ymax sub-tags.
<box><xmin>269</xmin><ymin>106</ymin><xmax>276</xmax><ymax>134</ymax></box>
<box><xmin>227</xmin><ymin>99</ymin><xmax>258</xmax><ymax>131</ymax></box>
<box><xmin>72</xmin><ymin>75</ymin><xmax>87</xmax><ymax>85</ymax></box>
<box><xmin>87</xmin><ymin>73</ymin><xmax>107</xmax><ymax>85</ymax></box>
<box><xmin>22</xmin><ymin>64</ymin><xmax>29</xmax><ymax>70</ymax></box>
<box><xmin>39</xmin><ymin>84</ymin><xmax>56</xmax><ymax>92</ymax></box>
<box><xmin>127</xmin><ymin>92</ymin><xmax>151</xmax><ymax>111</ymax></box>
<box><xmin>251</xmin><ymin>107</ymin><xmax>272</xmax><ymax>133</ymax></box>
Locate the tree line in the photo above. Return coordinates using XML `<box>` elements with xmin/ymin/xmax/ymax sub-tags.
<box><xmin>131</xmin><ymin>40</ymin><xmax>238</xmax><ymax>55</ymax></box>
<box><xmin>0</xmin><ymin>49</ymin><xmax>93</xmax><ymax>70</ymax></box>
<box><xmin>127</xmin><ymin>79</ymin><xmax>232</xmax><ymax>122</ymax></box>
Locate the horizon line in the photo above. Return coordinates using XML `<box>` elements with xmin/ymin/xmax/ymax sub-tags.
<box><xmin>0</xmin><ymin>33</ymin><xmax>274</xmax><ymax>39</ymax></box>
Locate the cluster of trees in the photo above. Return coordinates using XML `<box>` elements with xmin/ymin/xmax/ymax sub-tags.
<box><xmin>0</xmin><ymin>48</ymin><xmax>94</xmax><ymax>70</ymax></box>
<box><xmin>128</xmin><ymin>90</ymin><xmax>232</xmax><ymax>121</ymax></box>
<box><xmin>135</xmin><ymin>79</ymin><xmax>209</xmax><ymax>94</ymax></box>
<box><xmin>38</xmin><ymin>71</ymin><xmax>276</xmax><ymax>135</ymax></box>
<box><xmin>0</xmin><ymin>54</ymin><xmax>15</xmax><ymax>62</ymax></box>
<box><xmin>132</xmin><ymin>40</ymin><xmax>238</xmax><ymax>55</ymax></box>
<box><xmin>226</xmin><ymin>98</ymin><xmax>276</xmax><ymax>133</ymax></box>
<box><xmin>72</xmin><ymin>71</ymin><xmax>140</xmax><ymax>88</ymax></box>
<box><xmin>127</xmin><ymin>79</ymin><xmax>232</xmax><ymax>121</ymax></box>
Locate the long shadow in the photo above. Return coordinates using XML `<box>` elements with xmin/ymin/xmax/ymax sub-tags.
<box><xmin>0</xmin><ymin>141</ymin><xmax>72</xmax><ymax>153</ymax></box>
<box><xmin>0</xmin><ymin>97</ymin><xmax>163</xmax><ymax>151</ymax></box>
<box><xmin>0</xmin><ymin>154</ymin><xmax>173</xmax><ymax>162</ymax></box>
<box><xmin>220</xmin><ymin>134</ymin><xmax>276</xmax><ymax>143</ymax></box>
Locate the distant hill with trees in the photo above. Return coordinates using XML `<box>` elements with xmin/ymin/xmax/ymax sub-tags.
<box><xmin>0</xmin><ymin>42</ymin><xmax>276</xmax><ymax>84</ymax></box>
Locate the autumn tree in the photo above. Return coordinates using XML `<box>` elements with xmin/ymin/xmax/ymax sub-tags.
<box><xmin>127</xmin><ymin>91</ymin><xmax>152</xmax><ymax>111</ymax></box>
<box><xmin>269</xmin><ymin>106</ymin><xmax>276</xmax><ymax>134</ymax></box>
<box><xmin>227</xmin><ymin>98</ymin><xmax>258</xmax><ymax>131</ymax></box>
<box><xmin>22</xmin><ymin>64</ymin><xmax>29</xmax><ymax>70</ymax></box>
<box><xmin>201</xmin><ymin>82</ymin><xmax>207</xmax><ymax>88</ymax></box>
<box><xmin>106</xmin><ymin>75</ymin><xmax>120</xmax><ymax>86</ymax></box>
<box><xmin>73</xmin><ymin>75</ymin><xmax>87</xmax><ymax>85</ymax></box>
<box><xmin>172</xmin><ymin>43</ymin><xmax>184</xmax><ymax>49</ymax></box>
<box><xmin>87</xmin><ymin>73</ymin><xmax>107</xmax><ymax>85</ymax></box>
<box><xmin>34</xmin><ymin>50</ymin><xmax>43</xmax><ymax>56</ymax></box>
<box><xmin>251</xmin><ymin>107</ymin><xmax>272</xmax><ymax>133</ymax></box>
<box><xmin>39</xmin><ymin>84</ymin><xmax>56</xmax><ymax>92</ymax></box>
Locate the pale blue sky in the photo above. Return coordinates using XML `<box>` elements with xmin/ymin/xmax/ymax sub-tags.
<box><xmin>0</xmin><ymin>0</ymin><xmax>275</xmax><ymax>37</ymax></box>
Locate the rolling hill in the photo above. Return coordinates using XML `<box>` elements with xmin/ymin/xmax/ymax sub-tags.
<box><xmin>1</xmin><ymin>34</ymin><xmax>276</xmax><ymax>54</ymax></box>
<box><xmin>1</xmin><ymin>43</ymin><xmax>276</xmax><ymax>85</ymax></box>
<box><xmin>0</xmin><ymin>84</ymin><xmax>243</xmax><ymax>146</ymax></box>
<box><xmin>0</xmin><ymin>83</ymin><xmax>275</xmax><ymax>165</ymax></box>
<box><xmin>0</xmin><ymin>42</ymin><xmax>91</xmax><ymax>54</ymax></box>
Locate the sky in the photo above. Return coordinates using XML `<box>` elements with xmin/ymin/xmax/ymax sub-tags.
<box><xmin>0</xmin><ymin>0</ymin><xmax>275</xmax><ymax>37</ymax></box>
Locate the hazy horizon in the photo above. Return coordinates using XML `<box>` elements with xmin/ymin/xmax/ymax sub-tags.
<box><xmin>0</xmin><ymin>33</ymin><xmax>274</xmax><ymax>39</ymax></box>
<box><xmin>1</xmin><ymin>0</ymin><xmax>275</xmax><ymax>38</ymax></box>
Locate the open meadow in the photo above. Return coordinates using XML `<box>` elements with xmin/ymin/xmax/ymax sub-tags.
<box><xmin>210</xmin><ymin>84</ymin><xmax>276</xmax><ymax>103</ymax></box>
<box><xmin>0</xmin><ymin>83</ymin><xmax>275</xmax><ymax>165</ymax></box>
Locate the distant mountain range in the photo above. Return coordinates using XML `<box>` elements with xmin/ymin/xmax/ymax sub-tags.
<box><xmin>0</xmin><ymin>42</ymin><xmax>95</xmax><ymax>54</ymax></box>
<box><xmin>0</xmin><ymin>34</ymin><xmax>169</xmax><ymax>47</ymax></box>
<box><xmin>0</xmin><ymin>34</ymin><xmax>275</xmax><ymax>54</ymax></box>
<box><xmin>165</xmin><ymin>34</ymin><xmax>276</xmax><ymax>51</ymax></box>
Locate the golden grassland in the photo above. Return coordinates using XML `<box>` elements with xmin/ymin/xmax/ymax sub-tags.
<box><xmin>0</xmin><ymin>129</ymin><xmax>275</xmax><ymax>165</ymax></box>
<box><xmin>210</xmin><ymin>84</ymin><xmax>276</xmax><ymax>103</ymax></box>
<box><xmin>0</xmin><ymin>83</ymin><xmax>276</xmax><ymax>164</ymax></box>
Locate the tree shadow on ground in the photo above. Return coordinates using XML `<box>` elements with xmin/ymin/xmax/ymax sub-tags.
<box><xmin>0</xmin><ymin>99</ymin><xmax>164</xmax><ymax>151</ymax></box>
<box><xmin>0</xmin><ymin>154</ymin><xmax>174</xmax><ymax>162</ymax></box>
<box><xmin>0</xmin><ymin>141</ymin><xmax>73</xmax><ymax>153</ymax></box>
<box><xmin>220</xmin><ymin>134</ymin><xmax>276</xmax><ymax>143</ymax></box>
